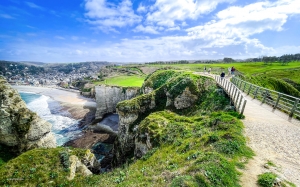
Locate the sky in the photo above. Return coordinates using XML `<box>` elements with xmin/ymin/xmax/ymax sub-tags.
<box><xmin>0</xmin><ymin>0</ymin><xmax>300</xmax><ymax>63</ymax></box>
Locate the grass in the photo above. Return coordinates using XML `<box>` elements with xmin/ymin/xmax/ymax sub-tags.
<box><xmin>258</xmin><ymin>172</ymin><xmax>278</xmax><ymax>187</ymax></box>
<box><xmin>0</xmin><ymin>147</ymin><xmax>88</xmax><ymax>186</ymax></box>
<box><xmin>0</xmin><ymin>112</ymin><xmax>253</xmax><ymax>186</ymax></box>
<box><xmin>93</xmin><ymin>75</ymin><xmax>146</xmax><ymax>87</ymax></box>
<box><xmin>146</xmin><ymin>61</ymin><xmax>300</xmax><ymax>83</ymax></box>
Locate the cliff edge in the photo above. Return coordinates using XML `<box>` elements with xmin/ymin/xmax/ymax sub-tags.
<box><xmin>0</xmin><ymin>77</ymin><xmax>56</xmax><ymax>153</ymax></box>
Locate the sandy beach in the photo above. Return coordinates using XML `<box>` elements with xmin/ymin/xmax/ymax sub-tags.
<box><xmin>12</xmin><ymin>85</ymin><xmax>97</xmax><ymax>120</ymax></box>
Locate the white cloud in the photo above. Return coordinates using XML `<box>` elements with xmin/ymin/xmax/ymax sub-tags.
<box><xmin>186</xmin><ymin>0</ymin><xmax>300</xmax><ymax>51</ymax></box>
<box><xmin>25</xmin><ymin>2</ymin><xmax>44</xmax><ymax>10</ymax></box>
<box><xmin>84</xmin><ymin>0</ymin><xmax>141</xmax><ymax>31</ymax></box>
<box><xmin>54</xmin><ymin>36</ymin><xmax>65</xmax><ymax>40</ymax></box>
<box><xmin>0</xmin><ymin>13</ymin><xmax>15</xmax><ymax>19</ymax></box>
<box><xmin>137</xmin><ymin>3</ymin><xmax>147</xmax><ymax>13</ymax></box>
<box><xmin>145</xmin><ymin>0</ymin><xmax>234</xmax><ymax>28</ymax></box>
<box><xmin>133</xmin><ymin>25</ymin><xmax>159</xmax><ymax>34</ymax></box>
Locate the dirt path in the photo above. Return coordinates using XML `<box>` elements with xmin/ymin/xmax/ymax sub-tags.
<box><xmin>194</xmin><ymin>73</ymin><xmax>300</xmax><ymax>186</ymax></box>
<box><xmin>239</xmin><ymin>94</ymin><xmax>300</xmax><ymax>186</ymax></box>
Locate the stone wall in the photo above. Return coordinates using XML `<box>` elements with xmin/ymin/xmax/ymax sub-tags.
<box><xmin>0</xmin><ymin>78</ymin><xmax>56</xmax><ymax>153</ymax></box>
<box><xmin>95</xmin><ymin>85</ymin><xmax>140</xmax><ymax>120</ymax></box>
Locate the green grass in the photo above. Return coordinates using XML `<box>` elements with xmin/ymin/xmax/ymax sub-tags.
<box><xmin>0</xmin><ymin>112</ymin><xmax>253</xmax><ymax>186</ymax></box>
<box><xmin>258</xmin><ymin>172</ymin><xmax>277</xmax><ymax>187</ymax></box>
<box><xmin>93</xmin><ymin>75</ymin><xmax>146</xmax><ymax>87</ymax></box>
<box><xmin>146</xmin><ymin>61</ymin><xmax>300</xmax><ymax>82</ymax></box>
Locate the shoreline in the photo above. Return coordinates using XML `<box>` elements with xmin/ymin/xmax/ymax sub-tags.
<box><xmin>12</xmin><ymin>85</ymin><xmax>96</xmax><ymax>120</ymax></box>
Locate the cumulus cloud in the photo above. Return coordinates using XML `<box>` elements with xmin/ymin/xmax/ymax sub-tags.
<box><xmin>145</xmin><ymin>0</ymin><xmax>235</xmax><ymax>28</ymax></box>
<box><xmin>186</xmin><ymin>0</ymin><xmax>300</xmax><ymax>53</ymax></box>
<box><xmin>84</xmin><ymin>0</ymin><xmax>141</xmax><ymax>31</ymax></box>
<box><xmin>133</xmin><ymin>25</ymin><xmax>160</xmax><ymax>34</ymax></box>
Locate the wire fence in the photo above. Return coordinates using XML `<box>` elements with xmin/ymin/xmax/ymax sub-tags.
<box><xmin>232</xmin><ymin>77</ymin><xmax>300</xmax><ymax>119</ymax></box>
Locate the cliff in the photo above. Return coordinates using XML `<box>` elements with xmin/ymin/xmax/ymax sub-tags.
<box><xmin>113</xmin><ymin>71</ymin><xmax>227</xmax><ymax>165</ymax></box>
<box><xmin>0</xmin><ymin>77</ymin><xmax>56</xmax><ymax>153</ymax></box>
<box><xmin>95</xmin><ymin>85</ymin><xmax>140</xmax><ymax>120</ymax></box>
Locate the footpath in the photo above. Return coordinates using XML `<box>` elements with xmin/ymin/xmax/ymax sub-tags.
<box><xmin>197</xmin><ymin>72</ymin><xmax>300</xmax><ymax>186</ymax></box>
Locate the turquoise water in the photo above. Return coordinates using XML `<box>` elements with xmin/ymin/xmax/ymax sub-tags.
<box><xmin>19</xmin><ymin>92</ymin><xmax>82</xmax><ymax>146</ymax></box>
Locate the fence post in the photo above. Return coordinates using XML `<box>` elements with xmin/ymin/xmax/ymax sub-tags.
<box><xmin>240</xmin><ymin>100</ymin><xmax>247</xmax><ymax>115</ymax></box>
<box><xmin>239</xmin><ymin>80</ymin><xmax>243</xmax><ymax>88</ymax></box>
<box><xmin>290</xmin><ymin>99</ymin><xmax>299</xmax><ymax>117</ymax></box>
<box><xmin>235</xmin><ymin>91</ymin><xmax>240</xmax><ymax>107</ymax></box>
<box><xmin>247</xmin><ymin>84</ymin><xmax>252</xmax><ymax>95</ymax></box>
<box><xmin>274</xmin><ymin>93</ymin><xmax>281</xmax><ymax>109</ymax></box>
<box><xmin>254</xmin><ymin>87</ymin><xmax>259</xmax><ymax>99</ymax></box>
<box><xmin>243</xmin><ymin>82</ymin><xmax>247</xmax><ymax>92</ymax></box>
<box><xmin>262</xmin><ymin>90</ymin><xmax>269</xmax><ymax>104</ymax></box>
<box><xmin>233</xmin><ymin>87</ymin><xmax>238</xmax><ymax>105</ymax></box>
<box><xmin>238</xmin><ymin>94</ymin><xmax>243</xmax><ymax>111</ymax></box>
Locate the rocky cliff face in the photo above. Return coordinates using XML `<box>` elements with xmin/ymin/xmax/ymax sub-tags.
<box><xmin>113</xmin><ymin>71</ymin><xmax>217</xmax><ymax>165</ymax></box>
<box><xmin>95</xmin><ymin>85</ymin><xmax>140</xmax><ymax>120</ymax></box>
<box><xmin>0</xmin><ymin>78</ymin><xmax>56</xmax><ymax>153</ymax></box>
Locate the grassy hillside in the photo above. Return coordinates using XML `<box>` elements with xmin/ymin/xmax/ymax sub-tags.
<box><xmin>0</xmin><ymin>112</ymin><xmax>253</xmax><ymax>187</ymax></box>
<box><xmin>143</xmin><ymin>62</ymin><xmax>300</xmax><ymax>96</ymax></box>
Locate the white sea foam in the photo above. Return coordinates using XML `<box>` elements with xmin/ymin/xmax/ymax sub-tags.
<box><xmin>22</xmin><ymin>93</ymin><xmax>82</xmax><ymax>146</ymax></box>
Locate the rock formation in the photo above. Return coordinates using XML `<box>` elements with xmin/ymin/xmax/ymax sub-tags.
<box><xmin>0</xmin><ymin>78</ymin><xmax>56</xmax><ymax>153</ymax></box>
<box><xmin>95</xmin><ymin>85</ymin><xmax>140</xmax><ymax>120</ymax></box>
<box><xmin>113</xmin><ymin>71</ymin><xmax>217</xmax><ymax>165</ymax></box>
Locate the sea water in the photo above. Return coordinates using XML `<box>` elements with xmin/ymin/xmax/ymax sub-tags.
<box><xmin>19</xmin><ymin>92</ymin><xmax>82</xmax><ymax>146</ymax></box>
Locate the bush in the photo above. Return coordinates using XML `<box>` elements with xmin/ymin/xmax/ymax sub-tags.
<box><xmin>258</xmin><ymin>172</ymin><xmax>277</xmax><ymax>187</ymax></box>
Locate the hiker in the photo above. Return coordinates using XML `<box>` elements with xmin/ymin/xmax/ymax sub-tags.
<box><xmin>204</xmin><ymin>66</ymin><xmax>207</xmax><ymax>73</ymax></box>
<box><xmin>220</xmin><ymin>71</ymin><xmax>225</xmax><ymax>80</ymax></box>
<box><xmin>228</xmin><ymin>67</ymin><xmax>231</xmax><ymax>75</ymax></box>
<box><xmin>208</xmin><ymin>67</ymin><xmax>211</xmax><ymax>74</ymax></box>
<box><xmin>231</xmin><ymin>66</ymin><xmax>235</xmax><ymax>75</ymax></box>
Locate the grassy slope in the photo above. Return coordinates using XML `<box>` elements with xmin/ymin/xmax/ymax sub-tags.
<box><xmin>0</xmin><ymin>112</ymin><xmax>253</xmax><ymax>187</ymax></box>
<box><xmin>93</xmin><ymin>75</ymin><xmax>146</xmax><ymax>87</ymax></box>
<box><xmin>146</xmin><ymin>62</ymin><xmax>300</xmax><ymax>95</ymax></box>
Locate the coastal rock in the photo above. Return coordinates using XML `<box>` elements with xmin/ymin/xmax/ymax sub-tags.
<box><xmin>173</xmin><ymin>87</ymin><xmax>198</xmax><ymax>109</ymax></box>
<box><xmin>95</xmin><ymin>85</ymin><xmax>139</xmax><ymax>120</ymax></box>
<box><xmin>0</xmin><ymin>78</ymin><xmax>56</xmax><ymax>153</ymax></box>
<box><xmin>68</xmin><ymin>155</ymin><xmax>93</xmax><ymax>180</ymax></box>
<box><xmin>113</xmin><ymin>71</ymin><xmax>216</xmax><ymax>165</ymax></box>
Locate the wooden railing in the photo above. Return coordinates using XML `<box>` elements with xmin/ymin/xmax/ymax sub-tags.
<box><xmin>214</xmin><ymin>76</ymin><xmax>247</xmax><ymax>115</ymax></box>
<box><xmin>232</xmin><ymin>77</ymin><xmax>300</xmax><ymax>119</ymax></box>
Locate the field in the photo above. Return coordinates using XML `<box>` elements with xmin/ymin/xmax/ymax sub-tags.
<box><xmin>146</xmin><ymin>62</ymin><xmax>300</xmax><ymax>83</ymax></box>
<box><xmin>92</xmin><ymin>75</ymin><xmax>146</xmax><ymax>87</ymax></box>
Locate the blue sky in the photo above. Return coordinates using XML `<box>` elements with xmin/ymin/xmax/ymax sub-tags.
<box><xmin>0</xmin><ymin>0</ymin><xmax>299</xmax><ymax>63</ymax></box>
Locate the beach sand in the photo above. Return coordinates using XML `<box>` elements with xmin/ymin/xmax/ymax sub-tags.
<box><xmin>12</xmin><ymin>85</ymin><xmax>97</xmax><ymax>120</ymax></box>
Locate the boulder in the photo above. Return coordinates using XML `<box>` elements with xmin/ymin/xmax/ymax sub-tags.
<box><xmin>0</xmin><ymin>78</ymin><xmax>56</xmax><ymax>153</ymax></box>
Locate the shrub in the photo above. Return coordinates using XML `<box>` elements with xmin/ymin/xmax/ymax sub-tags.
<box><xmin>258</xmin><ymin>172</ymin><xmax>277</xmax><ymax>187</ymax></box>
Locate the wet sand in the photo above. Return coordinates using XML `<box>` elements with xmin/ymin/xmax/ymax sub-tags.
<box><xmin>12</xmin><ymin>85</ymin><xmax>96</xmax><ymax>119</ymax></box>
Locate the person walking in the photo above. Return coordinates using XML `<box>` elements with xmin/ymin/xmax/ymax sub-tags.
<box><xmin>204</xmin><ymin>66</ymin><xmax>207</xmax><ymax>73</ymax></box>
<box><xmin>220</xmin><ymin>71</ymin><xmax>225</xmax><ymax>80</ymax></box>
<box><xmin>231</xmin><ymin>66</ymin><xmax>235</xmax><ymax>76</ymax></box>
<box><xmin>228</xmin><ymin>67</ymin><xmax>231</xmax><ymax>76</ymax></box>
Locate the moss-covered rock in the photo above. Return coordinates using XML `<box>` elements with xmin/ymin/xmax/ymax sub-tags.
<box><xmin>0</xmin><ymin>77</ymin><xmax>56</xmax><ymax>153</ymax></box>
<box><xmin>114</xmin><ymin>71</ymin><xmax>229</xmax><ymax>165</ymax></box>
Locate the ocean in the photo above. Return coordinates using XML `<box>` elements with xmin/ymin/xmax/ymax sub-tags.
<box><xmin>19</xmin><ymin>92</ymin><xmax>82</xmax><ymax>146</ymax></box>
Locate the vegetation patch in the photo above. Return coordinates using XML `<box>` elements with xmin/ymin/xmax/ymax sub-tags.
<box><xmin>93</xmin><ymin>75</ymin><xmax>146</xmax><ymax>87</ymax></box>
<box><xmin>258</xmin><ymin>172</ymin><xmax>278</xmax><ymax>187</ymax></box>
<box><xmin>0</xmin><ymin>147</ymin><xmax>87</xmax><ymax>186</ymax></box>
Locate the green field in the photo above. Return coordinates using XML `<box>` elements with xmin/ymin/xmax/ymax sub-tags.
<box><xmin>143</xmin><ymin>62</ymin><xmax>300</xmax><ymax>96</ymax></box>
<box><xmin>147</xmin><ymin>61</ymin><xmax>300</xmax><ymax>81</ymax></box>
<box><xmin>93</xmin><ymin>75</ymin><xmax>146</xmax><ymax>87</ymax></box>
